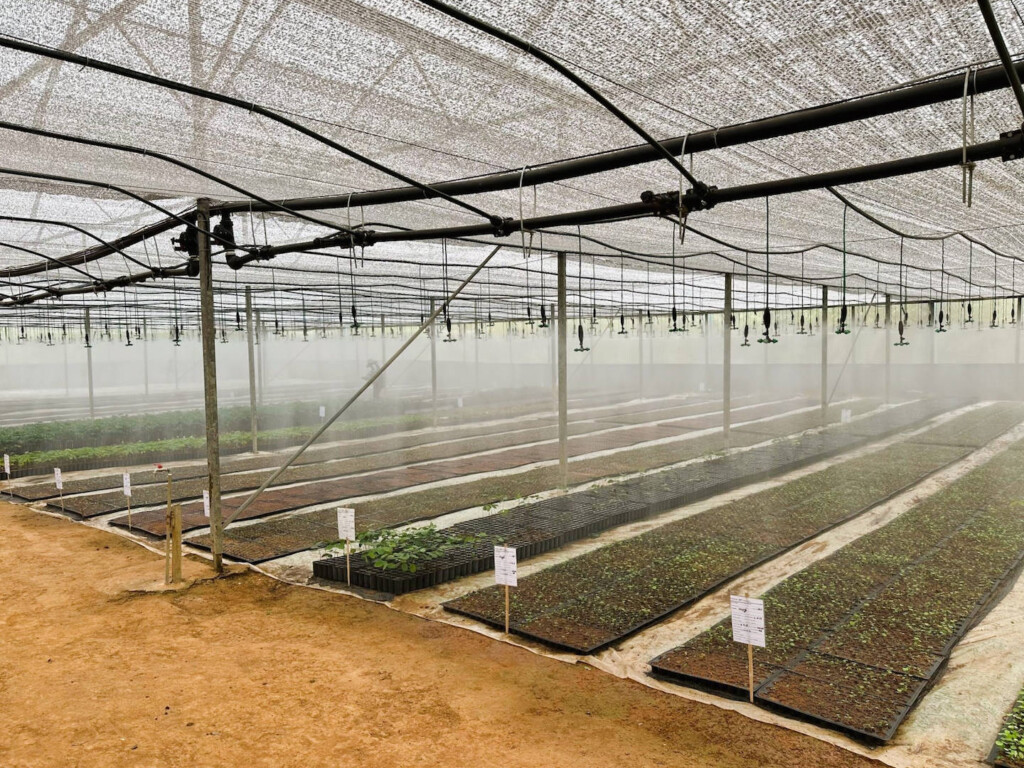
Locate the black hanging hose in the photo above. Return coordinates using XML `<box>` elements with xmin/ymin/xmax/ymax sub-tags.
<box><xmin>0</xmin><ymin>120</ymin><xmax>356</xmax><ymax>239</ymax></box>
<box><xmin>976</xmin><ymin>0</ymin><xmax>1024</xmax><ymax>120</ymax></box>
<box><xmin>413</xmin><ymin>0</ymin><xmax>708</xmax><ymax>199</ymax></box>
<box><xmin>0</xmin><ymin>34</ymin><xmax>504</xmax><ymax>229</ymax></box>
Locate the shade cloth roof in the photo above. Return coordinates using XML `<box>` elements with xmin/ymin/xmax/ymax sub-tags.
<box><xmin>1</xmin><ymin>0</ymin><xmax>1024</xmax><ymax>322</ymax></box>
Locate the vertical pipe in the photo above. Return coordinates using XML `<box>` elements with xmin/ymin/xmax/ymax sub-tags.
<box><xmin>142</xmin><ymin>316</ymin><xmax>149</xmax><ymax>396</ymax></box>
<box><xmin>430</xmin><ymin>297</ymin><xmax>438</xmax><ymax>425</ymax></box>
<box><xmin>196</xmin><ymin>199</ymin><xmax>223</xmax><ymax>573</ymax></box>
<box><xmin>723</xmin><ymin>275</ymin><xmax>732</xmax><ymax>444</ymax></box>
<box><xmin>930</xmin><ymin>304</ymin><xmax>937</xmax><ymax>367</ymax></box>
<box><xmin>85</xmin><ymin>306</ymin><xmax>94</xmax><ymax>418</ymax></box>
<box><xmin>474</xmin><ymin>305</ymin><xmax>481</xmax><ymax>394</ymax></box>
<box><xmin>557</xmin><ymin>252</ymin><xmax>568</xmax><ymax>489</ymax></box>
<box><xmin>884</xmin><ymin>294</ymin><xmax>892</xmax><ymax>405</ymax></box>
<box><xmin>820</xmin><ymin>286</ymin><xmax>828</xmax><ymax>424</ymax></box>
<box><xmin>1016</xmin><ymin>296</ymin><xmax>1022</xmax><ymax>396</ymax></box>
<box><xmin>255</xmin><ymin>309</ymin><xmax>264</xmax><ymax>405</ymax></box>
<box><xmin>245</xmin><ymin>286</ymin><xmax>258</xmax><ymax>454</ymax></box>
<box><xmin>637</xmin><ymin>308</ymin><xmax>644</xmax><ymax>397</ymax></box>
<box><xmin>550</xmin><ymin>302</ymin><xmax>557</xmax><ymax>409</ymax></box>
<box><xmin>704</xmin><ymin>311</ymin><xmax>710</xmax><ymax>392</ymax></box>
<box><xmin>62</xmin><ymin>334</ymin><xmax>69</xmax><ymax>396</ymax></box>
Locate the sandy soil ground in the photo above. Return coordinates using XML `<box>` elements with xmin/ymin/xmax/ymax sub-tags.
<box><xmin>0</xmin><ymin>503</ymin><xmax>889</xmax><ymax>768</ymax></box>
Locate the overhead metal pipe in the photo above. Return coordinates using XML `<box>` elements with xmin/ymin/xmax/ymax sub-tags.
<box><xmin>0</xmin><ymin>260</ymin><xmax>194</xmax><ymax>306</ymax></box>
<box><xmin>214</xmin><ymin>60</ymin><xmax>1024</xmax><ymax>216</ymax></box>
<box><xmin>38</xmin><ymin>58</ymin><xmax>1024</xmax><ymax>276</ymax></box>
<box><xmin>238</xmin><ymin>131</ymin><xmax>1024</xmax><ymax>262</ymax></box>
<box><xmin>977</xmin><ymin>0</ymin><xmax>1024</xmax><ymax>119</ymax></box>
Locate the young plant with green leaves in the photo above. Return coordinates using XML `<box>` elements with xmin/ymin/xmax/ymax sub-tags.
<box><xmin>324</xmin><ymin>524</ymin><xmax>487</xmax><ymax>573</ymax></box>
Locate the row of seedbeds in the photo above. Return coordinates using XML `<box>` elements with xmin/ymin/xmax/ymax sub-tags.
<box><xmin>1</xmin><ymin>386</ymin><xmax>596</xmax><ymax>476</ymax></box>
<box><xmin>313</xmin><ymin>399</ymin><xmax>1024</xmax><ymax>745</ymax></box>
<box><xmin>15</xmin><ymin>392</ymin><xmax>1024</xmax><ymax>749</ymax></box>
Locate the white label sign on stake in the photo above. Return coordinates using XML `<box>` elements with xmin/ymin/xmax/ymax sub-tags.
<box><xmin>841</xmin><ymin>408</ymin><xmax>852</xmax><ymax>424</ymax></box>
<box><xmin>3</xmin><ymin>454</ymin><xmax>9</xmax><ymax>475</ymax></box>
<box><xmin>494</xmin><ymin>545</ymin><xmax>518</xmax><ymax>587</ymax></box>
<box><xmin>122</xmin><ymin>472</ymin><xmax>132</xmax><ymax>498</ymax></box>
<box><xmin>336</xmin><ymin>507</ymin><xmax>356</xmax><ymax>541</ymax></box>
<box><xmin>54</xmin><ymin>467</ymin><xmax>63</xmax><ymax>490</ymax></box>
<box><xmin>319</xmin><ymin>405</ymin><xmax>327</xmax><ymax>419</ymax></box>
<box><xmin>730</xmin><ymin>595</ymin><xmax>766</xmax><ymax>648</ymax></box>
<box><xmin>202</xmin><ymin>490</ymin><xmax>211</xmax><ymax>518</ymax></box>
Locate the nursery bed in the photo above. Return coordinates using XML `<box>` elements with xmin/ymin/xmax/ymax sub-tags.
<box><xmin>990</xmin><ymin>688</ymin><xmax>1024</xmax><ymax>768</ymax></box>
<box><xmin>649</xmin><ymin>420</ymin><xmax>1024</xmax><ymax>744</ymax></box>
<box><xmin>19</xmin><ymin>393</ymin><xmax>718</xmax><ymax>506</ymax></box>
<box><xmin>13</xmin><ymin>388</ymin><xmax>670</xmax><ymax>501</ymax></box>
<box><xmin>312</xmin><ymin>399</ymin><xmax>951</xmax><ymax>594</ymax></box>
<box><xmin>190</xmin><ymin>399</ymin><xmax>882</xmax><ymax>563</ymax></box>
<box><xmin>112</xmin><ymin>397</ymin><xmax>810</xmax><ymax>536</ymax></box>
<box><xmin>443</xmin><ymin>406</ymin><xmax>1022</xmax><ymax>651</ymax></box>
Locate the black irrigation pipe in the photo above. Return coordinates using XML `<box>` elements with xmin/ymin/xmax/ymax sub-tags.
<box><xmin>0</xmin><ymin>121</ymin><xmax>357</xmax><ymax>240</ymax></box>
<box><xmin>0</xmin><ymin>165</ymin><xmax>236</xmax><ymax>251</ymax></box>
<box><xmin>977</xmin><ymin>0</ymin><xmax>1024</xmax><ymax>119</ymax></box>
<box><xmin>12</xmin><ymin>49</ymin><xmax>1024</xmax><ymax>285</ymax></box>
<box><xmin>238</xmin><ymin>131</ymin><xmax>1024</xmax><ymax>264</ymax></box>
<box><xmin>0</xmin><ymin>35</ymin><xmax>503</xmax><ymax>229</ymax></box>
<box><xmin>826</xmin><ymin>187</ymin><xmax>1024</xmax><ymax>269</ymax></box>
<box><xmin>0</xmin><ymin>261</ymin><xmax>195</xmax><ymax>306</ymax></box>
<box><xmin>357</xmin><ymin>217</ymin><xmax>1005</xmax><ymax>294</ymax></box>
<box><xmin>412</xmin><ymin>0</ymin><xmax>706</xmax><ymax>195</ymax></box>
<box><xmin>0</xmin><ymin>214</ymin><xmax>161</xmax><ymax>272</ymax></box>
<box><xmin>216</xmin><ymin>59</ymin><xmax>1024</xmax><ymax>215</ymax></box>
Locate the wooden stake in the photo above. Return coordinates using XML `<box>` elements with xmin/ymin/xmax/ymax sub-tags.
<box><xmin>126</xmin><ymin>495</ymin><xmax>132</xmax><ymax>532</ymax></box>
<box><xmin>164</xmin><ymin>498</ymin><xmax>172</xmax><ymax>584</ymax></box>
<box><xmin>504</xmin><ymin>584</ymin><xmax>510</xmax><ymax>634</ymax></box>
<box><xmin>170</xmin><ymin>504</ymin><xmax>183</xmax><ymax>584</ymax></box>
<box><xmin>345</xmin><ymin>539</ymin><xmax>351</xmax><ymax>586</ymax></box>
<box><xmin>747</xmin><ymin>642</ymin><xmax>754</xmax><ymax>703</ymax></box>
<box><xmin>162</xmin><ymin>471</ymin><xmax>173</xmax><ymax>585</ymax></box>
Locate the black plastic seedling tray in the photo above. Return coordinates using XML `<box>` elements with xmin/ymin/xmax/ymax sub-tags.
<box><xmin>316</xmin><ymin>401</ymin><xmax>951</xmax><ymax>595</ymax></box>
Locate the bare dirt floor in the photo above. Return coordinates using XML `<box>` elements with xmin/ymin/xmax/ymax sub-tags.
<box><xmin>0</xmin><ymin>502</ymin><xmax>888</xmax><ymax>768</ymax></box>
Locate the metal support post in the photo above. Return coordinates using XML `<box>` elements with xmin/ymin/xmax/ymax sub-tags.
<box><xmin>723</xmin><ymin>275</ymin><xmax>732</xmax><ymax>444</ymax></box>
<box><xmin>85</xmin><ymin>307</ymin><xmax>94</xmax><ymax>418</ymax></box>
<box><xmin>821</xmin><ymin>286</ymin><xmax>828</xmax><ymax>423</ymax></box>
<box><xmin>245</xmin><ymin>286</ymin><xmax>258</xmax><ymax>454</ymax></box>
<box><xmin>197</xmin><ymin>199</ymin><xmax>223</xmax><ymax>572</ymax></box>
<box><xmin>557</xmin><ymin>253</ymin><xmax>568</xmax><ymax>489</ymax></box>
